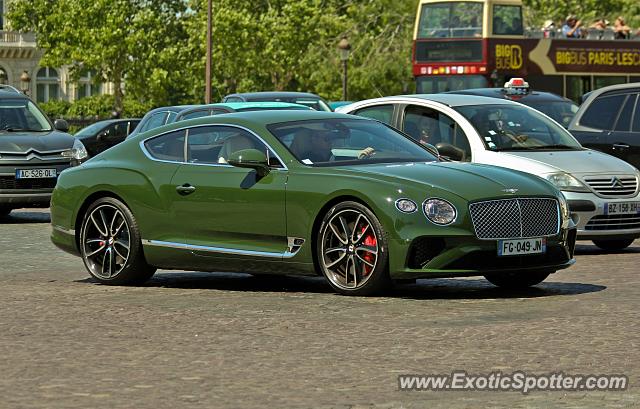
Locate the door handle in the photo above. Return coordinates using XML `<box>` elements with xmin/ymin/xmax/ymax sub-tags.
<box><xmin>612</xmin><ymin>143</ymin><xmax>630</xmax><ymax>150</ymax></box>
<box><xmin>176</xmin><ymin>184</ymin><xmax>196</xmax><ymax>195</ymax></box>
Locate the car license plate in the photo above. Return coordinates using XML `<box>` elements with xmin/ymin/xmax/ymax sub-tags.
<box><xmin>604</xmin><ymin>202</ymin><xmax>640</xmax><ymax>215</ymax></box>
<box><xmin>15</xmin><ymin>169</ymin><xmax>57</xmax><ymax>179</ymax></box>
<box><xmin>498</xmin><ymin>238</ymin><xmax>546</xmax><ymax>256</ymax></box>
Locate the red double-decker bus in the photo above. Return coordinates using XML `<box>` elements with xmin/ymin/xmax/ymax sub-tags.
<box><xmin>413</xmin><ymin>0</ymin><xmax>640</xmax><ymax>101</ymax></box>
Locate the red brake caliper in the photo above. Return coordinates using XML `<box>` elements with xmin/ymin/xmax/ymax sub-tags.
<box><xmin>361</xmin><ymin>226</ymin><xmax>376</xmax><ymax>276</ymax></box>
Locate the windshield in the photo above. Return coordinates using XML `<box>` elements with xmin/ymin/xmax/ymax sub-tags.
<box><xmin>75</xmin><ymin>121</ymin><xmax>107</xmax><ymax>137</ymax></box>
<box><xmin>0</xmin><ymin>99</ymin><xmax>52</xmax><ymax>132</ymax></box>
<box><xmin>247</xmin><ymin>97</ymin><xmax>332</xmax><ymax>112</ymax></box>
<box><xmin>524</xmin><ymin>101</ymin><xmax>579</xmax><ymax>129</ymax></box>
<box><xmin>417</xmin><ymin>1</ymin><xmax>483</xmax><ymax>38</ymax></box>
<box><xmin>268</xmin><ymin>118</ymin><xmax>438</xmax><ymax>166</ymax></box>
<box><xmin>456</xmin><ymin>104</ymin><xmax>583</xmax><ymax>151</ymax></box>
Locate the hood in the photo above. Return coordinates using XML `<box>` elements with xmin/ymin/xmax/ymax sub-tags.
<box><xmin>0</xmin><ymin>130</ymin><xmax>75</xmax><ymax>154</ymax></box>
<box><xmin>488</xmin><ymin>149</ymin><xmax>638</xmax><ymax>175</ymax></box>
<box><xmin>341</xmin><ymin>161</ymin><xmax>558</xmax><ymax>202</ymax></box>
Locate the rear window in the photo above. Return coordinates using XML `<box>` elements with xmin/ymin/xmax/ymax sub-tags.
<box><xmin>581</xmin><ymin>94</ymin><xmax>626</xmax><ymax>130</ymax></box>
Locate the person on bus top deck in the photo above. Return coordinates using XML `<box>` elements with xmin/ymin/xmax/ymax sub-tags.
<box><xmin>562</xmin><ymin>15</ymin><xmax>584</xmax><ymax>38</ymax></box>
<box><xmin>589</xmin><ymin>18</ymin><xmax>609</xmax><ymax>30</ymax></box>
<box><xmin>613</xmin><ymin>16</ymin><xmax>631</xmax><ymax>39</ymax></box>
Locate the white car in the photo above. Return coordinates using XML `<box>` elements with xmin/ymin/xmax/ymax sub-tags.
<box><xmin>337</xmin><ymin>95</ymin><xmax>640</xmax><ymax>250</ymax></box>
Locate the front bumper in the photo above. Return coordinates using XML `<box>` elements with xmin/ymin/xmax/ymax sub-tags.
<box><xmin>563</xmin><ymin>191</ymin><xmax>640</xmax><ymax>240</ymax></box>
<box><xmin>0</xmin><ymin>161</ymin><xmax>72</xmax><ymax>208</ymax></box>
<box><xmin>388</xmin><ymin>227</ymin><xmax>577</xmax><ymax>280</ymax></box>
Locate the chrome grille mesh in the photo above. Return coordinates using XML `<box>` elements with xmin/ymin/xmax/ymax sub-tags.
<box><xmin>583</xmin><ymin>176</ymin><xmax>638</xmax><ymax>197</ymax></box>
<box><xmin>469</xmin><ymin>198</ymin><xmax>560</xmax><ymax>240</ymax></box>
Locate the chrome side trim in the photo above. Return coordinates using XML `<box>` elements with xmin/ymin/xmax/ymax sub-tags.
<box><xmin>142</xmin><ymin>239</ymin><xmax>298</xmax><ymax>259</ymax></box>
<box><xmin>52</xmin><ymin>225</ymin><xmax>76</xmax><ymax>235</ymax></box>
<box><xmin>138</xmin><ymin>123</ymin><xmax>288</xmax><ymax>170</ymax></box>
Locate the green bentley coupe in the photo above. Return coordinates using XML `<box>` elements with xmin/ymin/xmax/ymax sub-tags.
<box><xmin>50</xmin><ymin>110</ymin><xmax>576</xmax><ymax>295</ymax></box>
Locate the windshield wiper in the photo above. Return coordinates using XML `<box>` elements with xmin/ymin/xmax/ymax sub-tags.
<box><xmin>494</xmin><ymin>144</ymin><xmax>579</xmax><ymax>151</ymax></box>
<box><xmin>0</xmin><ymin>127</ymin><xmax>50</xmax><ymax>132</ymax></box>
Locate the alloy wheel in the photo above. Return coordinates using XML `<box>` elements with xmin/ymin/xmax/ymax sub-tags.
<box><xmin>320</xmin><ymin>209</ymin><xmax>379</xmax><ymax>290</ymax></box>
<box><xmin>81</xmin><ymin>204</ymin><xmax>131</xmax><ymax>280</ymax></box>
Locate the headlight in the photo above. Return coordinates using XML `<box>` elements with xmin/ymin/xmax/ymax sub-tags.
<box><xmin>558</xmin><ymin>192</ymin><xmax>569</xmax><ymax>221</ymax></box>
<box><xmin>423</xmin><ymin>198</ymin><xmax>456</xmax><ymax>225</ymax></box>
<box><xmin>62</xmin><ymin>139</ymin><xmax>88</xmax><ymax>161</ymax></box>
<box><xmin>546</xmin><ymin>172</ymin><xmax>589</xmax><ymax>192</ymax></box>
<box><xmin>395</xmin><ymin>198</ymin><xmax>418</xmax><ymax>213</ymax></box>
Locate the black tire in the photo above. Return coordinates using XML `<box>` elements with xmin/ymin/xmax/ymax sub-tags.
<box><xmin>79</xmin><ymin>197</ymin><xmax>156</xmax><ymax>285</ymax></box>
<box><xmin>0</xmin><ymin>207</ymin><xmax>12</xmax><ymax>217</ymax></box>
<box><xmin>592</xmin><ymin>239</ymin><xmax>634</xmax><ymax>251</ymax></box>
<box><xmin>316</xmin><ymin>201</ymin><xmax>391</xmax><ymax>296</ymax></box>
<box><xmin>484</xmin><ymin>271</ymin><xmax>551</xmax><ymax>289</ymax></box>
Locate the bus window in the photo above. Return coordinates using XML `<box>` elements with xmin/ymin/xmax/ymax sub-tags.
<box><xmin>492</xmin><ymin>5</ymin><xmax>523</xmax><ymax>35</ymax></box>
<box><xmin>594</xmin><ymin>76</ymin><xmax>627</xmax><ymax>90</ymax></box>
<box><xmin>417</xmin><ymin>1</ymin><xmax>483</xmax><ymax>38</ymax></box>
<box><xmin>416</xmin><ymin>75</ymin><xmax>488</xmax><ymax>93</ymax></box>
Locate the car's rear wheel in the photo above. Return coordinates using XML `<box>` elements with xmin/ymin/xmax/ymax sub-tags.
<box><xmin>484</xmin><ymin>271</ymin><xmax>551</xmax><ymax>289</ymax></box>
<box><xmin>317</xmin><ymin>201</ymin><xmax>390</xmax><ymax>296</ymax></box>
<box><xmin>592</xmin><ymin>239</ymin><xmax>634</xmax><ymax>251</ymax></box>
<box><xmin>0</xmin><ymin>206</ymin><xmax>12</xmax><ymax>217</ymax></box>
<box><xmin>80</xmin><ymin>197</ymin><xmax>155</xmax><ymax>285</ymax></box>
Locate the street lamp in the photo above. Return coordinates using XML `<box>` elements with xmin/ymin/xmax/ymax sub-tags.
<box><xmin>20</xmin><ymin>70</ymin><xmax>31</xmax><ymax>95</ymax></box>
<box><xmin>337</xmin><ymin>37</ymin><xmax>351</xmax><ymax>101</ymax></box>
<box><xmin>0</xmin><ymin>69</ymin><xmax>7</xmax><ymax>85</ymax></box>
<box><xmin>205</xmin><ymin>0</ymin><xmax>213</xmax><ymax>104</ymax></box>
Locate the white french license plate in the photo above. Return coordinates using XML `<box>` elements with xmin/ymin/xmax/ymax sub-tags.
<box><xmin>604</xmin><ymin>202</ymin><xmax>640</xmax><ymax>215</ymax></box>
<box><xmin>498</xmin><ymin>238</ymin><xmax>546</xmax><ymax>256</ymax></box>
<box><xmin>15</xmin><ymin>169</ymin><xmax>57</xmax><ymax>179</ymax></box>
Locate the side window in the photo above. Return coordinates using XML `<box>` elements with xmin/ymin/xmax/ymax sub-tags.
<box><xmin>224</xmin><ymin>97</ymin><xmax>243</xmax><ymax>103</ymax></box>
<box><xmin>128</xmin><ymin>121</ymin><xmax>140</xmax><ymax>134</ymax></box>
<box><xmin>181</xmin><ymin>110</ymin><xmax>210</xmax><ymax>121</ymax></box>
<box><xmin>353</xmin><ymin>105</ymin><xmax>394</xmax><ymax>125</ymax></box>
<box><xmin>140</xmin><ymin>112</ymin><xmax>168</xmax><ymax>132</ymax></box>
<box><xmin>144</xmin><ymin>130</ymin><xmax>186</xmax><ymax>162</ymax></box>
<box><xmin>166</xmin><ymin>111</ymin><xmax>178</xmax><ymax>124</ymax></box>
<box><xmin>112</xmin><ymin>122</ymin><xmax>129</xmax><ymax>138</ymax></box>
<box><xmin>634</xmin><ymin>98</ymin><xmax>640</xmax><ymax>132</ymax></box>
<box><xmin>403</xmin><ymin>106</ymin><xmax>471</xmax><ymax>161</ymax></box>
<box><xmin>581</xmin><ymin>94</ymin><xmax>626</xmax><ymax>130</ymax></box>
<box><xmin>188</xmin><ymin>126</ymin><xmax>282</xmax><ymax>168</ymax></box>
<box><xmin>614</xmin><ymin>94</ymin><xmax>636</xmax><ymax>132</ymax></box>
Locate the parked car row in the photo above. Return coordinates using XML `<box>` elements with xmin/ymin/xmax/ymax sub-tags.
<box><xmin>2</xmin><ymin>80</ymin><xmax>638</xmax><ymax>295</ymax></box>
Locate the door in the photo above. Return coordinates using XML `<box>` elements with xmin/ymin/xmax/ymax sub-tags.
<box><xmin>168</xmin><ymin>125</ymin><xmax>288</xmax><ymax>257</ymax></box>
<box><xmin>401</xmin><ymin>104</ymin><xmax>472</xmax><ymax>161</ymax></box>
<box><xmin>607</xmin><ymin>93</ymin><xmax>640</xmax><ymax>169</ymax></box>
<box><xmin>573</xmin><ymin>93</ymin><xmax>626</xmax><ymax>154</ymax></box>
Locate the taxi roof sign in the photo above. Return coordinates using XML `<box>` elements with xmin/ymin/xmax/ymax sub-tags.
<box><xmin>503</xmin><ymin>78</ymin><xmax>530</xmax><ymax>96</ymax></box>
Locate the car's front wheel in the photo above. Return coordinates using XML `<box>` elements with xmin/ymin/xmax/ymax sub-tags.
<box><xmin>592</xmin><ymin>239</ymin><xmax>634</xmax><ymax>251</ymax></box>
<box><xmin>317</xmin><ymin>201</ymin><xmax>390</xmax><ymax>296</ymax></box>
<box><xmin>80</xmin><ymin>197</ymin><xmax>156</xmax><ymax>285</ymax></box>
<box><xmin>484</xmin><ymin>271</ymin><xmax>551</xmax><ymax>289</ymax></box>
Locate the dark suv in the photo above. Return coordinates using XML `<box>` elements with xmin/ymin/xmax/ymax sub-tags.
<box><xmin>569</xmin><ymin>83</ymin><xmax>640</xmax><ymax>170</ymax></box>
<box><xmin>0</xmin><ymin>90</ymin><xmax>86</xmax><ymax>216</ymax></box>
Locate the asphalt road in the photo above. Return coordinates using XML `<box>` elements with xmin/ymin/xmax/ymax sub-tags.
<box><xmin>1</xmin><ymin>209</ymin><xmax>639</xmax><ymax>409</ymax></box>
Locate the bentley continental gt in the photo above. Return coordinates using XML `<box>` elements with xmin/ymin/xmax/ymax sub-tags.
<box><xmin>50</xmin><ymin>111</ymin><xmax>576</xmax><ymax>295</ymax></box>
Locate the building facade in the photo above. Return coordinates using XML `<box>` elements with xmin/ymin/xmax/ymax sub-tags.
<box><xmin>0</xmin><ymin>0</ymin><xmax>111</xmax><ymax>103</ymax></box>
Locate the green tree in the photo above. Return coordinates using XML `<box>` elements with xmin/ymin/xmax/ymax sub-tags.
<box><xmin>8</xmin><ymin>0</ymin><xmax>190</xmax><ymax>111</ymax></box>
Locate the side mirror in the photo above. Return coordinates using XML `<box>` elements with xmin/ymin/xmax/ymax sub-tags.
<box><xmin>54</xmin><ymin>119</ymin><xmax>69</xmax><ymax>132</ymax></box>
<box><xmin>435</xmin><ymin>142</ymin><xmax>464</xmax><ymax>161</ymax></box>
<box><xmin>421</xmin><ymin>142</ymin><xmax>440</xmax><ymax>157</ymax></box>
<box><xmin>227</xmin><ymin>149</ymin><xmax>270</xmax><ymax>177</ymax></box>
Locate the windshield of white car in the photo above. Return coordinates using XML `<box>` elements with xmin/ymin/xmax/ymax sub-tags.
<box><xmin>456</xmin><ymin>104</ymin><xmax>583</xmax><ymax>151</ymax></box>
<box><xmin>268</xmin><ymin>118</ymin><xmax>439</xmax><ymax>166</ymax></box>
<box><xmin>0</xmin><ymin>99</ymin><xmax>52</xmax><ymax>133</ymax></box>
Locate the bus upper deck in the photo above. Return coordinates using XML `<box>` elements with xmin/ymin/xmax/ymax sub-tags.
<box><xmin>413</xmin><ymin>0</ymin><xmax>640</xmax><ymax>101</ymax></box>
